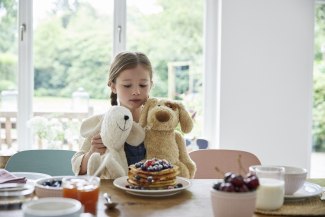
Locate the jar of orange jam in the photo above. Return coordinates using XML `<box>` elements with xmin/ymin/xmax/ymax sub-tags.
<box><xmin>62</xmin><ymin>176</ymin><xmax>100</xmax><ymax>215</ymax></box>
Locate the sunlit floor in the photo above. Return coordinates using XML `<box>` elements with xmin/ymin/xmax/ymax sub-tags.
<box><xmin>310</xmin><ymin>152</ymin><xmax>325</xmax><ymax>178</ymax></box>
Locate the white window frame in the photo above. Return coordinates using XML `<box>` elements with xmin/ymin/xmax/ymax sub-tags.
<box><xmin>18</xmin><ymin>0</ymin><xmax>33</xmax><ymax>150</ymax></box>
<box><xmin>203</xmin><ymin>0</ymin><xmax>220</xmax><ymax>147</ymax></box>
<box><xmin>113</xmin><ymin>0</ymin><xmax>126</xmax><ymax>55</ymax></box>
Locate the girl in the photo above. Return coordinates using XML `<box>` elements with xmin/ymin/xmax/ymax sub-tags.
<box><xmin>71</xmin><ymin>51</ymin><xmax>153</xmax><ymax>176</ymax></box>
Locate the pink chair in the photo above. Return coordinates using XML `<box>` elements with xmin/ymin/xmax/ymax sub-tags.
<box><xmin>189</xmin><ymin>149</ymin><xmax>261</xmax><ymax>179</ymax></box>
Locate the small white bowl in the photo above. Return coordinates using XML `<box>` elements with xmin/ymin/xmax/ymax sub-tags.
<box><xmin>22</xmin><ymin>197</ymin><xmax>83</xmax><ymax>217</ymax></box>
<box><xmin>211</xmin><ymin>189</ymin><xmax>256</xmax><ymax>217</ymax></box>
<box><xmin>283</xmin><ymin>166</ymin><xmax>307</xmax><ymax>195</ymax></box>
<box><xmin>35</xmin><ymin>176</ymin><xmax>65</xmax><ymax>198</ymax></box>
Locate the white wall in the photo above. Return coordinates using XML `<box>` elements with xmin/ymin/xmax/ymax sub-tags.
<box><xmin>217</xmin><ymin>0</ymin><xmax>315</xmax><ymax>171</ymax></box>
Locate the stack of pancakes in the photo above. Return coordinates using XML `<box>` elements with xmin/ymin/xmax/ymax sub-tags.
<box><xmin>127</xmin><ymin>159</ymin><xmax>179</xmax><ymax>189</ymax></box>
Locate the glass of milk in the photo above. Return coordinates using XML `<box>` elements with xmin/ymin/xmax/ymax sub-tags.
<box><xmin>255</xmin><ymin>166</ymin><xmax>285</xmax><ymax>210</ymax></box>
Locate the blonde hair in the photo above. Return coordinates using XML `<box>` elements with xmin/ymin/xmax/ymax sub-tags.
<box><xmin>108</xmin><ymin>51</ymin><xmax>153</xmax><ymax>105</ymax></box>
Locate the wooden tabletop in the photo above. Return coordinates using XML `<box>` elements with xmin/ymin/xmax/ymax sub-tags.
<box><xmin>96</xmin><ymin>178</ymin><xmax>325</xmax><ymax>217</ymax></box>
<box><xmin>1</xmin><ymin>178</ymin><xmax>324</xmax><ymax>217</ymax></box>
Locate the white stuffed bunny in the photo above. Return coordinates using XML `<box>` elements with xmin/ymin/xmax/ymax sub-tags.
<box><xmin>87</xmin><ymin>106</ymin><xmax>144</xmax><ymax>178</ymax></box>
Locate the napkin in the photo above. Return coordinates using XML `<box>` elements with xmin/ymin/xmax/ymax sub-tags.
<box><xmin>0</xmin><ymin>169</ymin><xmax>27</xmax><ymax>184</ymax></box>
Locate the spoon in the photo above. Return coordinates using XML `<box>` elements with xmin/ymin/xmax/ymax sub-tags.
<box><xmin>103</xmin><ymin>192</ymin><xmax>118</xmax><ymax>209</ymax></box>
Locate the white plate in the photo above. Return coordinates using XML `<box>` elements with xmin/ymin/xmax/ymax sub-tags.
<box><xmin>0</xmin><ymin>183</ymin><xmax>35</xmax><ymax>206</ymax></box>
<box><xmin>285</xmin><ymin>181</ymin><xmax>322</xmax><ymax>200</ymax></box>
<box><xmin>113</xmin><ymin>176</ymin><xmax>191</xmax><ymax>197</ymax></box>
<box><xmin>22</xmin><ymin>198</ymin><xmax>83</xmax><ymax>217</ymax></box>
<box><xmin>11</xmin><ymin>172</ymin><xmax>51</xmax><ymax>184</ymax></box>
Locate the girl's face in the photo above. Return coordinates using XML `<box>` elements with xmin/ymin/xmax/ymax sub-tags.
<box><xmin>110</xmin><ymin>65</ymin><xmax>152</xmax><ymax>111</ymax></box>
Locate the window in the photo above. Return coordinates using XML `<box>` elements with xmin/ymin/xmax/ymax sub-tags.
<box><xmin>0</xmin><ymin>0</ymin><xmax>18</xmax><ymax>153</ymax></box>
<box><xmin>126</xmin><ymin>0</ymin><xmax>204</xmax><ymax>138</ymax></box>
<box><xmin>31</xmin><ymin>0</ymin><xmax>114</xmax><ymax>150</ymax></box>
<box><xmin>313</xmin><ymin>3</ymin><xmax>325</xmax><ymax>153</ymax></box>
<box><xmin>0</xmin><ymin>0</ymin><xmax>205</xmax><ymax>151</ymax></box>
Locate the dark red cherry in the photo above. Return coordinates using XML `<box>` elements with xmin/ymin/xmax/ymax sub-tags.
<box><xmin>244</xmin><ymin>176</ymin><xmax>259</xmax><ymax>190</ymax></box>
<box><xmin>229</xmin><ymin>175</ymin><xmax>244</xmax><ymax>187</ymax></box>
<box><xmin>219</xmin><ymin>182</ymin><xmax>235</xmax><ymax>192</ymax></box>
<box><xmin>224</xmin><ymin>172</ymin><xmax>236</xmax><ymax>183</ymax></box>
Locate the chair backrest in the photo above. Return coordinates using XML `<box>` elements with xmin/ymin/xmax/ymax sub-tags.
<box><xmin>5</xmin><ymin>149</ymin><xmax>76</xmax><ymax>176</ymax></box>
<box><xmin>189</xmin><ymin>149</ymin><xmax>261</xmax><ymax>179</ymax></box>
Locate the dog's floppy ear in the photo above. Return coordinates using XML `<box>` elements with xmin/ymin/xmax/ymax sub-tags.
<box><xmin>80</xmin><ymin>114</ymin><xmax>103</xmax><ymax>138</ymax></box>
<box><xmin>177</xmin><ymin>102</ymin><xmax>193</xmax><ymax>133</ymax></box>
<box><xmin>139</xmin><ymin>98</ymin><xmax>158</xmax><ymax>127</ymax></box>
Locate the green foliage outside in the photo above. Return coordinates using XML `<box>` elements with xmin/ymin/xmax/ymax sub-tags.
<box><xmin>126</xmin><ymin>0</ymin><xmax>203</xmax><ymax>99</ymax></box>
<box><xmin>33</xmin><ymin>1</ymin><xmax>111</xmax><ymax>98</ymax></box>
<box><xmin>313</xmin><ymin>4</ymin><xmax>325</xmax><ymax>151</ymax></box>
<box><xmin>0</xmin><ymin>0</ymin><xmax>204</xmax><ymax>138</ymax></box>
<box><xmin>0</xmin><ymin>0</ymin><xmax>17</xmax><ymax>92</ymax></box>
<box><xmin>0</xmin><ymin>0</ymin><xmax>203</xmax><ymax>98</ymax></box>
<box><xmin>125</xmin><ymin>0</ymin><xmax>203</xmax><ymax>137</ymax></box>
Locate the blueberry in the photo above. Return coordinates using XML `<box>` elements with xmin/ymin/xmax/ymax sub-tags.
<box><xmin>53</xmin><ymin>182</ymin><xmax>61</xmax><ymax>187</ymax></box>
<box><xmin>43</xmin><ymin>181</ymin><xmax>51</xmax><ymax>186</ymax></box>
<box><xmin>176</xmin><ymin>183</ymin><xmax>183</xmax><ymax>188</ymax></box>
<box><xmin>141</xmin><ymin>165</ymin><xmax>147</xmax><ymax>171</ymax></box>
<box><xmin>147</xmin><ymin>176</ymin><xmax>153</xmax><ymax>183</ymax></box>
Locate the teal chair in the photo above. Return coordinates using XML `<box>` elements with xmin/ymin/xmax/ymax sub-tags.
<box><xmin>5</xmin><ymin>149</ymin><xmax>76</xmax><ymax>176</ymax></box>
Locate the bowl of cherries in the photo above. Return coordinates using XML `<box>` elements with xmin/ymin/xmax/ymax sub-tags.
<box><xmin>211</xmin><ymin>172</ymin><xmax>260</xmax><ymax>217</ymax></box>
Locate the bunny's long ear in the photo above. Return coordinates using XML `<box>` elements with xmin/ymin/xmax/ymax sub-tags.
<box><xmin>80</xmin><ymin>114</ymin><xmax>103</xmax><ymax>138</ymax></box>
<box><xmin>139</xmin><ymin>98</ymin><xmax>158</xmax><ymax>127</ymax></box>
<box><xmin>177</xmin><ymin>102</ymin><xmax>193</xmax><ymax>133</ymax></box>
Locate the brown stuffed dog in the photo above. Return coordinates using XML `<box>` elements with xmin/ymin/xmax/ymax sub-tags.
<box><xmin>139</xmin><ymin>98</ymin><xmax>196</xmax><ymax>178</ymax></box>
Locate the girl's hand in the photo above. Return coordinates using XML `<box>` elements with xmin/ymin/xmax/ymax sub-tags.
<box><xmin>90</xmin><ymin>134</ymin><xmax>106</xmax><ymax>155</ymax></box>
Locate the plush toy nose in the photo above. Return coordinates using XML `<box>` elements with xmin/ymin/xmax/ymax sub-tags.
<box><xmin>156</xmin><ymin>111</ymin><xmax>170</xmax><ymax>122</ymax></box>
<box><xmin>124</xmin><ymin>115</ymin><xmax>129</xmax><ymax>121</ymax></box>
